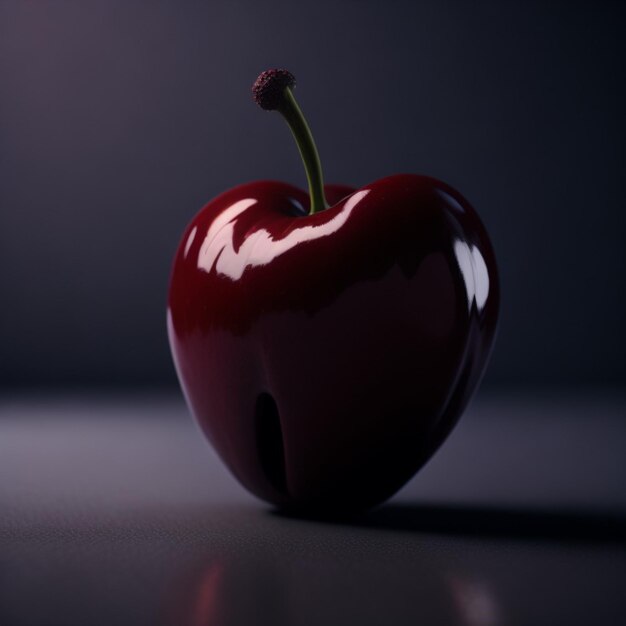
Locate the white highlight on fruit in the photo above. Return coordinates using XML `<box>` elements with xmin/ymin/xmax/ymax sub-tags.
<box><xmin>197</xmin><ymin>190</ymin><xmax>370</xmax><ymax>280</ymax></box>
<box><xmin>453</xmin><ymin>240</ymin><xmax>490</xmax><ymax>312</ymax></box>
<box><xmin>184</xmin><ymin>225</ymin><xmax>198</xmax><ymax>258</ymax></box>
<box><xmin>197</xmin><ymin>198</ymin><xmax>258</xmax><ymax>274</ymax></box>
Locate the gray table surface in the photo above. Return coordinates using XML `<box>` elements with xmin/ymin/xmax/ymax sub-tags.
<box><xmin>1</xmin><ymin>390</ymin><xmax>625</xmax><ymax>626</ymax></box>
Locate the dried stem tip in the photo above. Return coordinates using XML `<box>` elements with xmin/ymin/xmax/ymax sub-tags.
<box><xmin>252</xmin><ymin>69</ymin><xmax>296</xmax><ymax>110</ymax></box>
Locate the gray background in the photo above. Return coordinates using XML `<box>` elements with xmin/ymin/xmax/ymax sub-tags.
<box><xmin>1</xmin><ymin>0</ymin><xmax>625</xmax><ymax>390</ymax></box>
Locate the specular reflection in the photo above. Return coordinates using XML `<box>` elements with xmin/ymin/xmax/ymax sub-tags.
<box><xmin>454</xmin><ymin>239</ymin><xmax>490</xmax><ymax>312</ymax></box>
<box><xmin>159</xmin><ymin>501</ymin><xmax>626</xmax><ymax>626</ymax></box>
<box><xmin>197</xmin><ymin>190</ymin><xmax>370</xmax><ymax>280</ymax></box>
<box><xmin>448</xmin><ymin>575</ymin><xmax>499</xmax><ymax>626</ymax></box>
<box><xmin>162</xmin><ymin>524</ymin><xmax>501</xmax><ymax>626</ymax></box>
<box><xmin>164</xmin><ymin>552</ymin><xmax>289</xmax><ymax>626</ymax></box>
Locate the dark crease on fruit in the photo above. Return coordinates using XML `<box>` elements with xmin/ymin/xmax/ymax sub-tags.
<box><xmin>255</xmin><ymin>392</ymin><xmax>288</xmax><ymax>495</ymax></box>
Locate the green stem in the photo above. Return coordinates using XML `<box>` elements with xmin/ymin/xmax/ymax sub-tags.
<box><xmin>277</xmin><ymin>87</ymin><xmax>328</xmax><ymax>215</ymax></box>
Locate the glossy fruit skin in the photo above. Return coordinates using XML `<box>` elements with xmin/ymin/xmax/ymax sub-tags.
<box><xmin>168</xmin><ymin>174</ymin><xmax>499</xmax><ymax>513</ymax></box>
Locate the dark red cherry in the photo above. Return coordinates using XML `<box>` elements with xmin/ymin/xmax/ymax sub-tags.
<box><xmin>167</xmin><ymin>70</ymin><xmax>499</xmax><ymax>513</ymax></box>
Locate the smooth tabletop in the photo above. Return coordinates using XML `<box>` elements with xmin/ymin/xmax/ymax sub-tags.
<box><xmin>1</xmin><ymin>390</ymin><xmax>625</xmax><ymax>625</ymax></box>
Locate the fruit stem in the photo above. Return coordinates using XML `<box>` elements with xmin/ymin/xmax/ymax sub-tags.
<box><xmin>276</xmin><ymin>87</ymin><xmax>329</xmax><ymax>215</ymax></box>
<box><xmin>253</xmin><ymin>70</ymin><xmax>329</xmax><ymax>215</ymax></box>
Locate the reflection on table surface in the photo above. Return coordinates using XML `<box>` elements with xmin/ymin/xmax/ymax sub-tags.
<box><xmin>0</xmin><ymin>391</ymin><xmax>624</xmax><ymax>625</ymax></box>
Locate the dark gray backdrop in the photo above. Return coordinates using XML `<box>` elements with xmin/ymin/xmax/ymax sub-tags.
<box><xmin>1</xmin><ymin>0</ymin><xmax>624</xmax><ymax>389</ymax></box>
